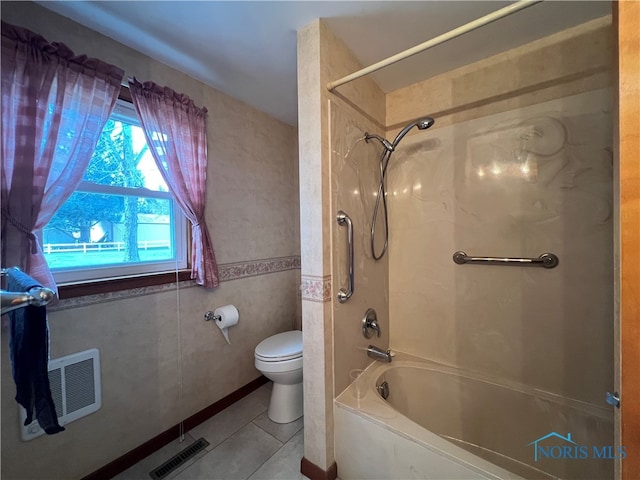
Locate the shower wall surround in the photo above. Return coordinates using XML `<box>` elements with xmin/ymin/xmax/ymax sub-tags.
<box><xmin>330</xmin><ymin>103</ymin><xmax>390</xmax><ymax>396</ymax></box>
<box><xmin>384</xmin><ymin>15</ymin><xmax>614</xmax><ymax>466</ymax></box>
<box><xmin>302</xmin><ymin>15</ymin><xmax>614</xmax><ymax>477</ymax></box>
<box><xmin>1</xmin><ymin>3</ymin><xmax>300</xmax><ymax>479</ymax></box>
<box><xmin>387</xmin><ymin>88</ymin><xmax>613</xmax><ymax>404</ymax></box>
<box><xmin>387</xmin><ymin>17</ymin><xmax>612</xmax><ymax>131</ymax></box>
<box><xmin>297</xmin><ymin>14</ymin><xmax>615</xmax><ymax>480</ymax></box>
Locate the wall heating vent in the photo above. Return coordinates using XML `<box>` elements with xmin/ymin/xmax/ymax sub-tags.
<box><xmin>20</xmin><ymin>348</ymin><xmax>101</xmax><ymax>441</ymax></box>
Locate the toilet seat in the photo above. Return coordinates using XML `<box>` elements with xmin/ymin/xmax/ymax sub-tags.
<box><xmin>255</xmin><ymin>351</ymin><xmax>302</xmax><ymax>362</ymax></box>
<box><xmin>254</xmin><ymin>330</ymin><xmax>302</xmax><ymax>362</ymax></box>
<box><xmin>255</xmin><ymin>355</ymin><xmax>303</xmax><ymax>373</ymax></box>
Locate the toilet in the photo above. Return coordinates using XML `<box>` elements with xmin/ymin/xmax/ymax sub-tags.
<box><xmin>254</xmin><ymin>330</ymin><xmax>303</xmax><ymax>424</ymax></box>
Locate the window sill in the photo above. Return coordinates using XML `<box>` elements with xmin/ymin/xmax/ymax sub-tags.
<box><xmin>57</xmin><ymin>270</ymin><xmax>193</xmax><ymax>300</ymax></box>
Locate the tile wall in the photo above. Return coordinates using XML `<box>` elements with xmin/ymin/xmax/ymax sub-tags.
<box><xmin>0</xmin><ymin>3</ymin><xmax>300</xmax><ymax>479</ymax></box>
<box><xmin>296</xmin><ymin>19</ymin><xmax>387</xmax><ymax>471</ymax></box>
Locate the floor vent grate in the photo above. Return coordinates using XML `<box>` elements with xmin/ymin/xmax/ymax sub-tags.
<box><xmin>149</xmin><ymin>438</ymin><xmax>210</xmax><ymax>480</ymax></box>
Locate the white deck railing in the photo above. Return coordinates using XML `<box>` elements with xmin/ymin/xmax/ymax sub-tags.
<box><xmin>43</xmin><ymin>240</ymin><xmax>170</xmax><ymax>254</ymax></box>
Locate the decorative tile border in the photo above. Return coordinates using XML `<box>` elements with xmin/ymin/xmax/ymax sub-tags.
<box><xmin>300</xmin><ymin>274</ymin><xmax>332</xmax><ymax>303</ymax></box>
<box><xmin>50</xmin><ymin>255</ymin><xmax>300</xmax><ymax>311</ymax></box>
<box><xmin>218</xmin><ymin>256</ymin><xmax>300</xmax><ymax>282</ymax></box>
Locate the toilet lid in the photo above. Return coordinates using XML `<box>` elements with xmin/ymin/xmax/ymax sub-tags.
<box><xmin>255</xmin><ymin>330</ymin><xmax>302</xmax><ymax>361</ymax></box>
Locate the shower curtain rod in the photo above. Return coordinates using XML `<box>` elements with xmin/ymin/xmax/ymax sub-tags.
<box><xmin>326</xmin><ymin>0</ymin><xmax>543</xmax><ymax>92</ymax></box>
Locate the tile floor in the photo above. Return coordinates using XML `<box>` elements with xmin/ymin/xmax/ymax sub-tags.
<box><xmin>114</xmin><ymin>383</ymin><xmax>306</xmax><ymax>480</ymax></box>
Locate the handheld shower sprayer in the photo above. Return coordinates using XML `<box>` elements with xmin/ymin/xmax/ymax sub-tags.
<box><xmin>391</xmin><ymin>117</ymin><xmax>435</xmax><ymax>149</ymax></box>
<box><xmin>365</xmin><ymin>117</ymin><xmax>434</xmax><ymax>152</ymax></box>
<box><xmin>363</xmin><ymin>117</ymin><xmax>435</xmax><ymax>260</ymax></box>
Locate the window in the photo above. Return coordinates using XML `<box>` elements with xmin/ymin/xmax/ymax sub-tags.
<box><xmin>44</xmin><ymin>99</ymin><xmax>187</xmax><ymax>283</ymax></box>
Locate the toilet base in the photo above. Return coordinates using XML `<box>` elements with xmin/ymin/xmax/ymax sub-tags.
<box><xmin>268</xmin><ymin>382</ymin><xmax>303</xmax><ymax>424</ymax></box>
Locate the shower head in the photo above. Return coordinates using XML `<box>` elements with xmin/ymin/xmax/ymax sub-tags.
<box><xmin>391</xmin><ymin>117</ymin><xmax>435</xmax><ymax>150</ymax></box>
<box><xmin>364</xmin><ymin>133</ymin><xmax>394</xmax><ymax>152</ymax></box>
<box><xmin>364</xmin><ymin>117</ymin><xmax>435</xmax><ymax>153</ymax></box>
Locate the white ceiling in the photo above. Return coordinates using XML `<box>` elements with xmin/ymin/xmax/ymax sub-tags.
<box><xmin>37</xmin><ymin>1</ymin><xmax>611</xmax><ymax>126</ymax></box>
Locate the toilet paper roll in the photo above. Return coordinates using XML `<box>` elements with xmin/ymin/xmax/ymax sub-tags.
<box><xmin>213</xmin><ymin>305</ymin><xmax>239</xmax><ymax>345</ymax></box>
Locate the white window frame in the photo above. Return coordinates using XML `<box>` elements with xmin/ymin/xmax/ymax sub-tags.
<box><xmin>46</xmin><ymin>99</ymin><xmax>188</xmax><ymax>284</ymax></box>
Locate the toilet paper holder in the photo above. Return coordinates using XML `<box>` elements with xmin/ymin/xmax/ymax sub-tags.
<box><xmin>204</xmin><ymin>305</ymin><xmax>239</xmax><ymax>345</ymax></box>
<box><xmin>204</xmin><ymin>311</ymin><xmax>221</xmax><ymax>322</ymax></box>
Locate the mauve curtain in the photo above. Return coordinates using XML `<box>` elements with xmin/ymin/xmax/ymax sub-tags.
<box><xmin>1</xmin><ymin>21</ymin><xmax>124</xmax><ymax>292</ymax></box>
<box><xmin>128</xmin><ymin>78</ymin><xmax>219</xmax><ymax>288</ymax></box>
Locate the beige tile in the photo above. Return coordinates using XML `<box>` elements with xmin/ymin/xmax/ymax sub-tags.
<box><xmin>386</xmin><ymin>17</ymin><xmax>612</xmax><ymax>129</ymax></box>
<box><xmin>297</xmin><ymin>24</ymin><xmax>336</xmax><ymax>472</ymax></box>
<box><xmin>175</xmin><ymin>423</ymin><xmax>282</xmax><ymax>480</ymax></box>
<box><xmin>388</xmin><ymin>89</ymin><xmax>613</xmax><ymax>406</ymax></box>
<box><xmin>206</xmin><ymin>91</ymin><xmax>299</xmax><ymax>264</ymax></box>
<box><xmin>252</xmin><ymin>412</ymin><xmax>304</xmax><ymax>444</ymax></box>
<box><xmin>298</xmin><ymin>17</ymin><xmax>388</xmax><ymax>473</ymax></box>
<box><xmin>187</xmin><ymin>384</ymin><xmax>271</xmax><ymax>450</ymax></box>
<box><xmin>1</xmin><ymin>4</ymin><xmax>301</xmax><ymax>480</ymax></box>
<box><xmin>330</xmin><ymin>100</ymin><xmax>390</xmax><ymax>397</ymax></box>
<box><xmin>300</xmin><ymin>300</ymin><xmax>333</xmax><ymax>468</ymax></box>
<box><xmin>248</xmin><ymin>428</ymin><xmax>305</xmax><ymax>480</ymax></box>
<box><xmin>297</xmin><ymin>20</ymin><xmax>325</xmax><ymax>278</ymax></box>
<box><xmin>319</xmin><ymin>21</ymin><xmax>386</xmax><ymax>127</ymax></box>
<box><xmin>176</xmin><ymin>273</ymin><xmax>297</xmax><ymax>416</ymax></box>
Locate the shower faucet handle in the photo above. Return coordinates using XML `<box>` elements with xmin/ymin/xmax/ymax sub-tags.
<box><xmin>362</xmin><ymin>308</ymin><xmax>381</xmax><ymax>338</ymax></box>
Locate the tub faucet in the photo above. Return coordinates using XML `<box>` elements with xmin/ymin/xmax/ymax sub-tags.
<box><xmin>367</xmin><ymin>345</ymin><xmax>392</xmax><ymax>363</ymax></box>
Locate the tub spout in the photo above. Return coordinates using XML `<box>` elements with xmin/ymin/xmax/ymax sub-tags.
<box><xmin>367</xmin><ymin>345</ymin><xmax>392</xmax><ymax>363</ymax></box>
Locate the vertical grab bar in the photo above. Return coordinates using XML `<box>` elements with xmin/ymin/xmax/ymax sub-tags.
<box><xmin>337</xmin><ymin>210</ymin><xmax>354</xmax><ymax>303</ymax></box>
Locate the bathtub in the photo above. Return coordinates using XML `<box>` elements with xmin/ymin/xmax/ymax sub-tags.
<box><xmin>335</xmin><ymin>352</ymin><xmax>613</xmax><ymax>480</ymax></box>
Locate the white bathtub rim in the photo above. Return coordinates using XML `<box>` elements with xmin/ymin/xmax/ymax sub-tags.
<box><xmin>356</xmin><ymin>350</ymin><xmax>612</xmax><ymax>420</ymax></box>
<box><xmin>335</xmin><ymin>351</ymin><xmax>611</xmax><ymax>480</ymax></box>
<box><xmin>336</xmin><ymin>356</ymin><xmax>526</xmax><ymax>479</ymax></box>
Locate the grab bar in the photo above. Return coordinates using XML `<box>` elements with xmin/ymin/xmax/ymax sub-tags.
<box><xmin>337</xmin><ymin>210</ymin><xmax>354</xmax><ymax>303</ymax></box>
<box><xmin>452</xmin><ymin>251</ymin><xmax>559</xmax><ymax>269</ymax></box>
